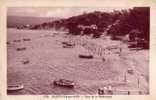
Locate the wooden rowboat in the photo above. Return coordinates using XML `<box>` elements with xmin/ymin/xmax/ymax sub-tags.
<box><xmin>53</xmin><ymin>79</ymin><xmax>75</xmax><ymax>88</ymax></box>
<box><xmin>7</xmin><ymin>84</ymin><xmax>24</xmax><ymax>91</ymax></box>
<box><xmin>79</xmin><ymin>54</ymin><xmax>93</xmax><ymax>59</ymax></box>
<box><xmin>16</xmin><ymin>47</ymin><xmax>26</xmax><ymax>51</ymax></box>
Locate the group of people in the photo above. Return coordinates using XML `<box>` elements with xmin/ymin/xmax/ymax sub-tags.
<box><xmin>67</xmin><ymin>36</ymin><xmax>121</xmax><ymax>58</ymax></box>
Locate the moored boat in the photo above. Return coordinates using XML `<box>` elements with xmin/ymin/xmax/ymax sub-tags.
<box><xmin>79</xmin><ymin>54</ymin><xmax>93</xmax><ymax>59</ymax></box>
<box><xmin>53</xmin><ymin>79</ymin><xmax>75</xmax><ymax>88</ymax></box>
<box><xmin>7</xmin><ymin>84</ymin><xmax>24</xmax><ymax>91</ymax></box>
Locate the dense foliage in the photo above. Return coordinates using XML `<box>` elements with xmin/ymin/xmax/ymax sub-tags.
<box><xmin>32</xmin><ymin>7</ymin><xmax>150</xmax><ymax>45</ymax></box>
<box><xmin>108</xmin><ymin>7</ymin><xmax>149</xmax><ymax>41</ymax></box>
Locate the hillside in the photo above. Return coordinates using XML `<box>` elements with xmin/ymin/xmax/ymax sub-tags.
<box><xmin>32</xmin><ymin>7</ymin><xmax>149</xmax><ymax>41</ymax></box>
<box><xmin>39</xmin><ymin>7</ymin><xmax>149</xmax><ymax>49</ymax></box>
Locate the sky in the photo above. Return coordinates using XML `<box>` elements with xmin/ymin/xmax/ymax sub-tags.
<box><xmin>7</xmin><ymin>7</ymin><xmax>132</xmax><ymax>18</ymax></box>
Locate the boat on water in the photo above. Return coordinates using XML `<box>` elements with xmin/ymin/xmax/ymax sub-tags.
<box><xmin>79</xmin><ymin>54</ymin><xmax>93</xmax><ymax>59</ymax></box>
<box><xmin>98</xmin><ymin>85</ymin><xmax>113</xmax><ymax>95</ymax></box>
<box><xmin>63</xmin><ymin>46</ymin><xmax>73</xmax><ymax>48</ymax></box>
<box><xmin>7</xmin><ymin>84</ymin><xmax>24</xmax><ymax>91</ymax></box>
<box><xmin>16</xmin><ymin>47</ymin><xmax>26</xmax><ymax>51</ymax></box>
<box><xmin>53</xmin><ymin>79</ymin><xmax>75</xmax><ymax>88</ymax></box>
<box><xmin>62</xmin><ymin>42</ymin><xmax>75</xmax><ymax>48</ymax></box>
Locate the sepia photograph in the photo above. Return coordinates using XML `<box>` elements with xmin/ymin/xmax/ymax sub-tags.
<box><xmin>7</xmin><ymin>7</ymin><xmax>149</xmax><ymax>95</ymax></box>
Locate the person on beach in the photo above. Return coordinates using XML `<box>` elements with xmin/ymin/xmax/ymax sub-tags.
<box><xmin>102</xmin><ymin>57</ymin><xmax>106</xmax><ymax>62</ymax></box>
<box><xmin>119</xmin><ymin>48</ymin><xmax>122</xmax><ymax>56</ymax></box>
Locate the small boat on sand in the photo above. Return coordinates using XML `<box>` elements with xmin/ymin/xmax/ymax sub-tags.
<box><xmin>7</xmin><ymin>84</ymin><xmax>24</xmax><ymax>91</ymax></box>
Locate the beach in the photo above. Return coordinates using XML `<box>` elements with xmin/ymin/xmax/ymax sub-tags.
<box><xmin>7</xmin><ymin>28</ymin><xmax>149</xmax><ymax>95</ymax></box>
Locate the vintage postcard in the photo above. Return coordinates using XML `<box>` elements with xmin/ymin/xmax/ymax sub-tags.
<box><xmin>0</xmin><ymin>0</ymin><xmax>156</xmax><ymax>100</ymax></box>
